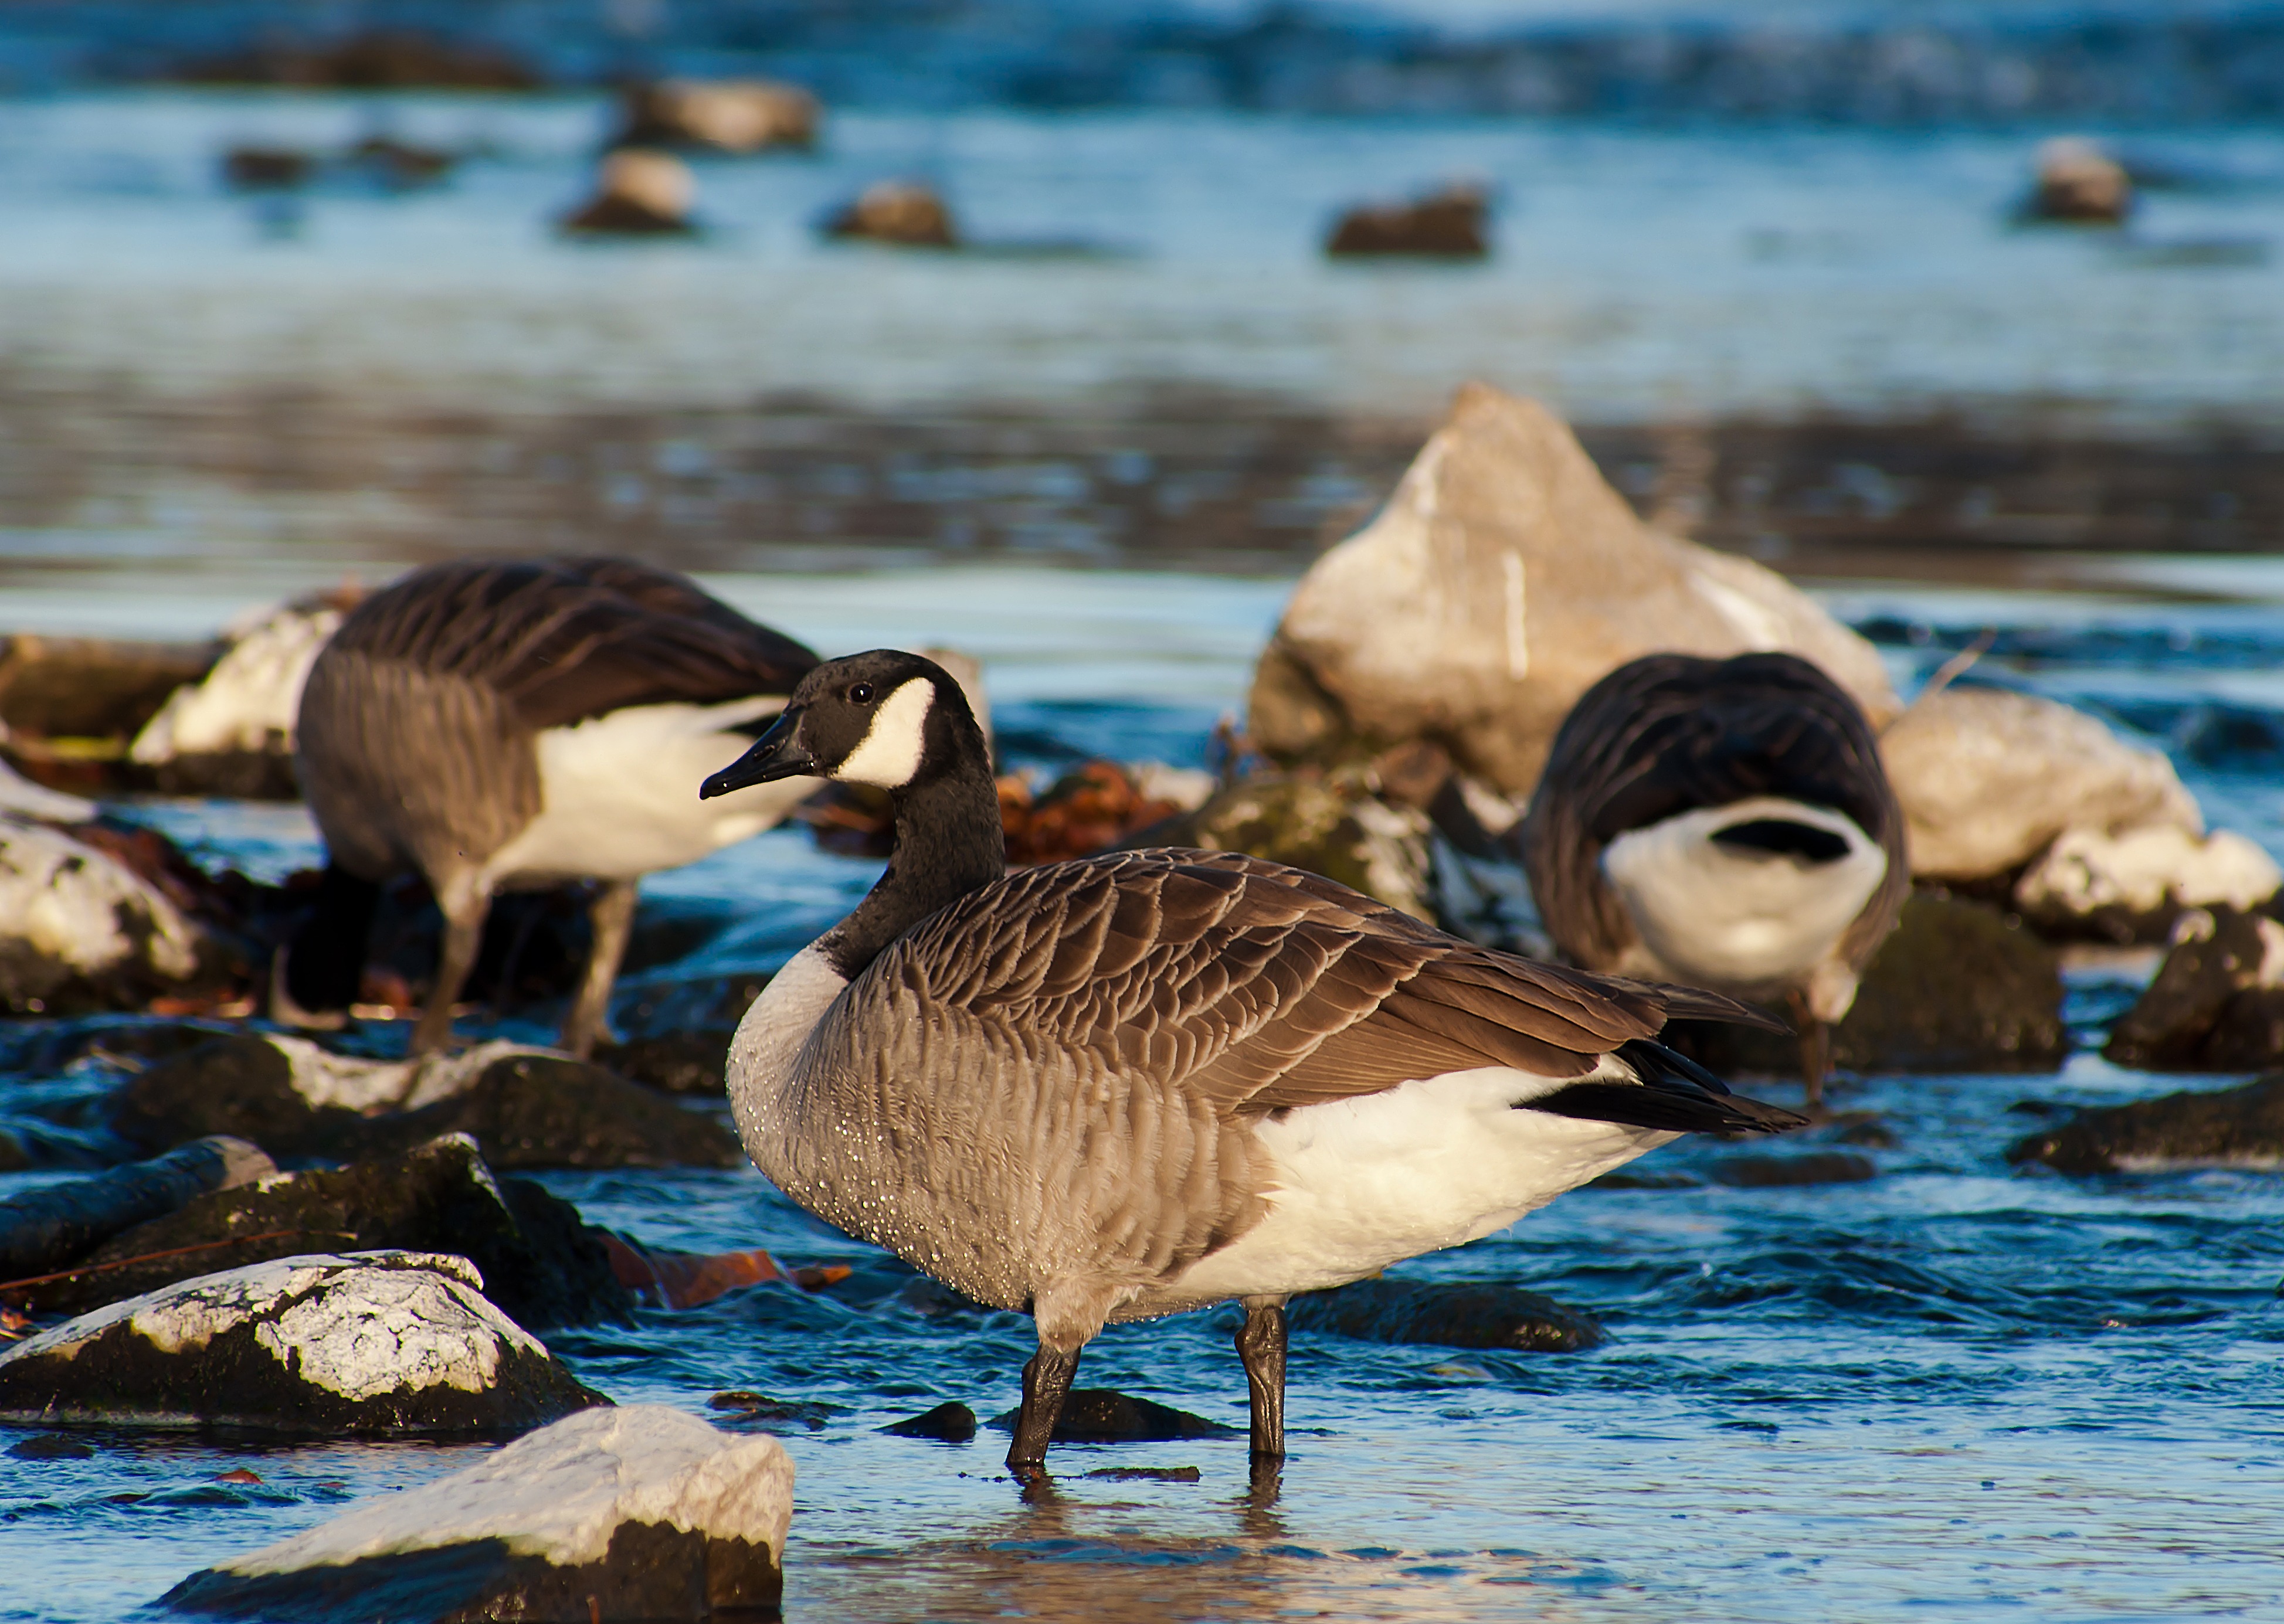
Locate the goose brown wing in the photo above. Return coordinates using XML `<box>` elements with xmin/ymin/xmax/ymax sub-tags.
<box><xmin>872</xmin><ymin>847</ymin><xmax>1769</xmax><ymax>1119</ymax></box>
<box><xmin>328</xmin><ymin>558</ymin><xmax>819</xmax><ymax>729</ymax></box>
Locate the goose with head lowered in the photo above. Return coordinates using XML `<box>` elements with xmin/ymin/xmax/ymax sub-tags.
<box><xmin>702</xmin><ymin>650</ymin><xmax>1806</xmax><ymax>1482</ymax></box>
<box><xmin>1519</xmin><ymin>651</ymin><xmax>1908</xmax><ymax>1108</ymax></box>
<box><xmin>283</xmin><ymin>556</ymin><xmax>820</xmax><ymax>1057</ymax></box>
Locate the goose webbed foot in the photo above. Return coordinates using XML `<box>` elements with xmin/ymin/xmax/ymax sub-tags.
<box><xmin>1007</xmin><ymin>1342</ymin><xmax>1082</xmax><ymax>1479</ymax></box>
<box><xmin>1236</xmin><ymin>1296</ymin><xmax>1288</xmax><ymax>1463</ymax></box>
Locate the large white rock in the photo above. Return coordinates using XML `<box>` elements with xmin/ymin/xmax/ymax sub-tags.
<box><xmin>130</xmin><ymin>600</ymin><xmax>343</xmax><ymax>765</ymax></box>
<box><xmin>1879</xmin><ymin>687</ymin><xmax>2203</xmax><ymax>881</ymax></box>
<box><xmin>2015</xmin><ymin>824</ymin><xmax>2282</xmax><ymax>930</ymax></box>
<box><xmin>0</xmin><ymin>1251</ymin><xmax>602</xmax><ymax>1434</ymax></box>
<box><xmin>0</xmin><ymin>756</ymin><xmax>94</xmax><ymax>822</ymax></box>
<box><xmin>168</xmin><ymin>1406</ymin><xmax>790</xmax><ymax>1621</ymax></box>
<box><xmin>0</xmin><ymin>814</ymin><xmax>202</xmax><ymax>1003</ymax></box>
<box><xmin>264</xmin><ymin>1034</ymin><xmax>552</xmax><ymax>1113</ymax></box>
<box><xmin>1248</xmin><ymin>382</ymin><xmax>1899</xmax><ymax>796</ymax></box>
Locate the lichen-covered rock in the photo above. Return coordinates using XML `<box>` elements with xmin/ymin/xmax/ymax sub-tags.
<box><xmin>110</xmin><ymin>1035</ymin><xmax>740</xmax><ymax>1168</ymax></box>
<box><xmin>987</xmin><ymin>1389</ymin><xmax>1238</xmax><ymax>1443</ymax></box>
<box><xmin>2103</xmin><ymin>906</ymin><xmax>2284</xmax><ymax>1071</ymax></box>
<box><xmin>0</xmin><ymin>1252</ymin><xmax>605</xmax><ymax>1435</ymax></box>
<box><xmin>2007</xmin><ymin>1076</ymin><xmax>2284</xmax><ymax>1174</ymax></box>
<box><xmin>2015</xmin><ymin>826</ymin><xmax>2282</xmax><ymax>944</ymax></box>
<box><xmin>13</xmin><ymin>1134</ymin><xmax>631</xmax><ymax>1330</ymax></box>
<box><xmin>1247</xmin><ymin>383</ymin><xmax>1897</xmax><ymax>799</ymax></box>
<box><xmin>1138</xmin><ymin>776</ymin><xmax>1434</xmax><ymax>918</ymax></box>
<box><xmin>1287</xmin><ymin>1278</ymin><xmax>1603</xmax><ymax>1353</ymax></box>
<box><xmin>0</xmin><ymin>1134</ymin><xmax>273</xmax><ymax>1280</ymax></box>
<box><xmin>1676</xmin><ymin>892</ymin><xmax>2066</xmax><ymax>1075</ymax></box>
<box><xmin>128</xmin><ymin>597</ymin><xmax>347</xmax><ymax>800</ymax></box>
<box><xmin>165</xmin><ymin>1405</ymin><xmax>789</xmax><ymax>1622</ymax></box>
<box><xmin>0</xmin><ymin>815</ymin><xmax>205</xmax><ymax>1011</ymax></box>
<box><xmin>1881</xmin><ymin>687</ymin><xmax>2201</xmax><ymax>884</ymax></box>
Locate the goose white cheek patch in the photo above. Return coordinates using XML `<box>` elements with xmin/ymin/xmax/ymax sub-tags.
<box><xmin>833</xmin><ymin>678</ymin><xmax>935</xmax><ymax>788</ymax></box>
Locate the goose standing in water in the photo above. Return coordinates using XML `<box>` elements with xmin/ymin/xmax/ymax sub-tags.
<box><xmin>284</xmin><ymin>557</ymin><xmax>819</xmax><ymax>1056</ymax></box>
<box><xmin>703</xmin><ymin>650</ymin><xmax>1803</xmax><ymax>1480</ymax></box>
<box><xmin>1519</xmin><ymin>651</ymin><xmax>1907</xmax><ymax>1108</ymax></box>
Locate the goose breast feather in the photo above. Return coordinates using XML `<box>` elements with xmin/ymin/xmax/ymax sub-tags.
<box><xmin>749</xmin><ymin>848</ymin><xmax>1771</xmax><ymax>1320</ymax></box>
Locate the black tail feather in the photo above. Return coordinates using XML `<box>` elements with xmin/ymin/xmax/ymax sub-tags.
<box><xmin>1519</xmin><ymin>1038</ymin><xmax>1806</xmax><ymax>1136</ymax></box>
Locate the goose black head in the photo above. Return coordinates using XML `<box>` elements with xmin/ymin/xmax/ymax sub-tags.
<box><xmin>700</xmin><ymin>649</ymin><xmax>983</xmax><ymax>799</ymax></box>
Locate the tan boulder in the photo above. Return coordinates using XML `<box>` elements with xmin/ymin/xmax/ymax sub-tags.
<box><xmin>1248</xmin><ymin>382</ymin><xmax>1898</xmax><ymax>797</ymax></box>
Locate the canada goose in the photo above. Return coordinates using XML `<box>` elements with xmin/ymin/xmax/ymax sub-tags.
<box><xmin>702</xmin><ymin>650</ymin><xmax>1802</xmax><ymax>1480</ymax></box>
<box><xmin>1519</xmin><ymin>651</ymin><xmax>1908</xmax><ymax>1107</ymax></box>
<box><xmin>283</xmin><ymin>557</ymin><xmax>819</xmax><ymax>1057</ymax></box>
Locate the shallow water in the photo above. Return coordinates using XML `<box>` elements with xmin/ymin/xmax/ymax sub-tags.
<box><xmin>2</xmin><ymin>565</ymin><xmax>2283</xmax><ymax>1622</ymax></box>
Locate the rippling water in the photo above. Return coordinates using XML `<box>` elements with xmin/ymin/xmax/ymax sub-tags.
<box><xmin>4</xmin><ymin>565</ymin><xmax>2283</xmax><ymax>1622</ymax></box>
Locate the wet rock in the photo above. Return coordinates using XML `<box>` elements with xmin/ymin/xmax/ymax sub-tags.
<box><xmin>707</xmin><ymin>1390</ymin><xmax>836</xmax><ymax>1432</ymax></box>
<box><xmin>0</xmin><ymin>816</ymin><xmax>206</xmax><ymax>1013</ymax></box>
<box><xmin>1287</xmin><ymin>1278</ymin><xmax>1604</xmax><ymax>1353</ymax></box>
<box><xmin>1325</xmin><ymin>184</ymin><xmax>1489</xmax><ymax>258</ymax></box>
<box><xmin>1677</xmin><ymin>892</ymin><xmax>2066</xmax><ymax>1075</ymax></box>
<box><xmin>881</xmin><ymin>1401</ymin><xmax>978</xmax><ymax>1442</ymax></box>
<box><xmin>603</xmin><ymin>1236</ymin><xmax>840</xmax><ymax>1309</ymax></box>
<box><xmin>1707</xmin><ymin>1151</ymin><xmax>1878</xmax><ymax>1188</ymax></box>
<box><xmin>129</xmin><ymin>595</ymin><xmax>351</xmax><ymax>800</ymax></box>
<box><xmin>2103</xmin><ymin>906</ymin><xmax>2284</xmax><ymax>1071</ymax></box>
<box><xmin>8</xmin><ymin>1432</ymin><xmax>94</xmax><ymax>1459</ymax></box>
<box><xmin>615</xmin><ymin>79</ymin><xmax>820</xmax><ymax>154</ymax></box>
<box><xmin>0</xmin><ymin>1134</ymin><xmax>273</xmax><ymax>1282</ymax></box>
<box><xmin>13</xmin><ymin>1134</ymin><xmax>631</xmax><ymax>1331</ymax></box>
<box><xmin>2022</xmin><ymin>137</ymin><xmax>2133</xmax><ymax>225</ymax></box>
<box><xmin>596</xmin><ymin>1032</ymin><xmax>727</xmax><ymax>1095</ymax></box>
<box><xmin>2014</xmin><ymin>825</ymin><xmax>2280</xmax><ymax>944</ymax></box>
<box><xmin>987</xmin><ymin>1389</ymin><xmax>1238</xmax><ymax>1443</ymax></box>
<box><xmin>165</xmin><ymin>1405</ymin><xmax>788</xmax><ymax>1621</ymax></box>
<box><xmin>1138</xmin><ymin>774</ymin><xmax>1434</xmax><ymax>918</ymax></box>
<box><xmin>1000</xmin><ymin>760</ymin><xmax>1200</xmax><ymax>866</ymax></box>
<box><xmin>174</xmin><ymin>30</ymin><xmax>539</xmax><ymax>90</ymax></box>
<box><xmin>1247</xmin><ymin>384</ymin><xmax>1896</xmax><ymax>799</ymax></box>
<box><xmin>561</xmin><ymin>150</ymin><xmax>697</xmax><ymax>236</ymax></box>
<box><xmin>824</xmin><ymin>180</ymin><xmax>958</xmax><ymax>248</ymax></box>
<box><xmin>2007</xmin><ymin>1076</ymin><xmax>2284</xmax><ymax>1174</ymax></box>
<box><xmin>0</xmin><ymin>1251</ymin><xmax>605</xmax><ymax>1435</ymax></box>
<box><xmin>110</xmin><ymin>1034</ymin><xmax>741</xmax><ymax>1169</ymax></box>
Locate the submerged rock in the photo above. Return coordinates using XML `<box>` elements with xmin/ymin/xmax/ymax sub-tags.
<box><xmin>2014</xmin><ymin>825</ymin><xmax>2281</xmax><ymax>944</ymax></box>
<box><xmin>110</xmin><ymin>1034</ymin><xmax>740</xmax><ymax>1169</ymax></box>
<box><xmin>1138</xmin><ymin>774</ymin><xmax>1434</xmax><ymax>918</ymax></box>
<box><xmin>2103</xmin><ymin>906</ymin><xmax>2284</xmax><ymax>1071</ymax></box>
<box><xmin>129</xmin><ymin>596</ymin><xmax>351</xmax><ymax>800</ymax></box>
<box><xmin>0</xmin><ymin>816</ymin><xmax>206</xmax><ymax>1012</ymax></box>
<box><xmin>0</xmin><ymin>1251</ymin><xmax>605</xmax><ymax>1435</ymax></box>
<box><xmin>166</xmin><ymin>1405</ymin><xmax>789</xmax><ymax>1621</ymax></box>
<box><xmin>823</xmin><ymin>180</ymin><xmax>958</xmax><ymax>247</ymax></box>
<box><xmin>2022</xmin><ymin>137</ymin><xmax>2133</xmax><ymax>224</ymax></box>
<box><xmin>2008</xmin><ymin>1076</ymin><xmax>2284</xmax><ymax>1174</ymax></box>
<box><xmin>1325</xmin><ymin>185</ymin><xmax>1489</xmax><ymax>257</ymax></box>
<box><xmin>0</xmin><ymin>1134</ymin><xmax>273</xmax><ymax>1282</ymax></box>
<box><xmin>881</xmin><ymin>1401</ymin><xmax>978</xmax><ymax>1442</ymax></box>
<box><xmin>12</xmin><ymin>1134</ymin><xmax>630</xmax><ymax>1330</ymax></box>
<box><xmin>1247</xmin><ymin>383</ymin><xmax>1897</xmax><ymax>800</ymax></box>
<box><xmin>615</xmin><ymin>79</ymin><xmax>819</xmax><ymax>154</ymax></box>
<box><xmin>561</xmin><ymin>150</ymin><xmax>697</xmax><ymax>236</ymax></box>
<box><xmin>986</xmin><ymin>1389</ymin><xmax>1238</xmax><ymax>1443</ymax></box>
<box><xmin>1287</xmin><ymin>1278</ymin><xmax>1603</xmax><ymax>1352</ymax></box>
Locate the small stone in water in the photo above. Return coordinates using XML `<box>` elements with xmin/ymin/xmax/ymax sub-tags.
<box><xmin>986</xmin><ymin>1389</ymin><xmax>1238</xmax><ymax>1443</ymax></box>
<box><xmin>1082</xmin><ymin>1465</ymin><xmax>1200</xmax><ymax>1482</ymax></box>
<box><xmin>9</xmin><ymin>1433</ymin><xmax>94</xmax><ymax>1460</ymax></box>
<box><xmin>213</xmin><ymin>1469</ymin><xmax>260</xmax><ymax>1484</ymax></box>
<box><xmin>880</xmin><ymin>1401</ymin><xmax>977</xmax><ymax>1442</ymax></box>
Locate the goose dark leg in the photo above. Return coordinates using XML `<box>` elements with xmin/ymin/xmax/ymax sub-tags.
<box><xmin>561</xmin><ymin>878</ymin><xmax>637</xmax><ymax>1058</ymax></box>
<box><xmin>1794</xmin><ymin>1000</ymin><xmax>1832</xmax><ymax>1113</ymax></box>
<box><xmin>1236</xmin><ymin>1296</ymin><xmax>1288</xmax><ymax>1463</ymax></box>
<box><xmin>1007</xmin><ymin>1341</ymin><xmax>1082</xmax><ymax>1481</ymax></box>
<box><xmin>412</xmin><ymin>885</ymin><xmax>490</xmax><ymax>1056</ymax></box>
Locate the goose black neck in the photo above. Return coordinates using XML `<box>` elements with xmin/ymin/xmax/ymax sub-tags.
<box><xmin>820</xmin><ymin>752</ymin><xmax>1006</xmax><ymax>979</ymax></box>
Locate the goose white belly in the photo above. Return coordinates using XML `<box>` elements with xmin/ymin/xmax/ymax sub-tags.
<box><xmin>485</xmin><ymin>697</ymin><xmax>820</xmax><ymax>886</ymax></box>
<box><xmin>1599</xmin><ymin>794</ymin><xmax>1886</xmax><ymax>993</ymax></box>
<box><xmin>1156</xmin><ymin>1063</ymin><xmax>1673</xmax><ymax>1309</ymax></box>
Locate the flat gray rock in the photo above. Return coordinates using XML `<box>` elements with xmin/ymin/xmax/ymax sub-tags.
<box><xmin>0</xmin><ymin>1250</ymin><xmax>605</xmax><ymax>1435</ymax></box>
<box><xmin>166</xmin><ymin>1404</ymin><xmax>791</xmax><ymax>1622</ymax></box>
<box><xmin>1287</xmin><ymin>1277</ymin><xmax>1604</xmax><ymax>1353</ymax></box>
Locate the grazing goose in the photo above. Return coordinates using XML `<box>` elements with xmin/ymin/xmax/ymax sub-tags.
<box><xmin>702</xmin><ymin>650</ymin><xmax>1803</xmax><ymax>1480</ymax></box>
<box><xmin>1519</xmin><ymin>651</ymin><xmax>1908</xmax><ymax>1107</ymax></box>
<box><xmin>284</xmin><ymin>556</ymin><xmax>819</xmax><ymax>1056</ymax></box>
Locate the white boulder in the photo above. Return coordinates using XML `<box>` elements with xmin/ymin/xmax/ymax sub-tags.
<box><xmin>167</xmin><ymin>1405</ymin><xmax>790</xmax><ymax>1621</ymax></box>
<box><xmin>0</xmin><ymin>813</ymin><xmax>202</xmax><ymax>1006</ymax></box>
<box><xmin>130</xmin><ymin>599</ymin><xmax>344</xmax><ymax>766</ymax></box>
<box><xmin>1247</xmin><ymin>382</ymin><xmax>1899</xmax><ymax>797</ymax></box>
<box><xmin>2015</xmin><ymin>824</ymin><xmax>2282</xmax><ymax>935</ymax></box>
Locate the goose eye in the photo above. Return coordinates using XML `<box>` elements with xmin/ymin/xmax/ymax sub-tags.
<box><xmin>848</xmin><ymin>682</ymin><xmax>875</xmax><ymax>705</ymax></box>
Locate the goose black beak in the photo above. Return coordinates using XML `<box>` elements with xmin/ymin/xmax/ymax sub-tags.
<box><xmin>700</xmin><ymin>709</ymin><xmax>817</xmax><ymax>799</ymax></box>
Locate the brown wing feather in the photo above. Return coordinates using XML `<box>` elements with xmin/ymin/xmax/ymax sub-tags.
<box><xmin>878</xmin><ymin>847</ymin><xmax>1762</xmax><ymax>1122</ymax></box>
<box><xmin>325</xmin><ymin>558</ymin><xmax>819</xmax><ymax>731</ymax></box>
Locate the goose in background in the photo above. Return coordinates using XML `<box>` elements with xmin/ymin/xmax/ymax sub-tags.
<box><xmin>701</xmin><ymin>650</ymin><xmax>1803</xmax><ymax>1481</ymax></box>
<box><xmin>283</xmin><ymin>556</ymin><xmax>819</xmax><ymax>1056</ymax></box>
<box><xmin>1519</xmin><ymin>651</ymin><xmax>1908</xmax><ymax>1107</ymax></box>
